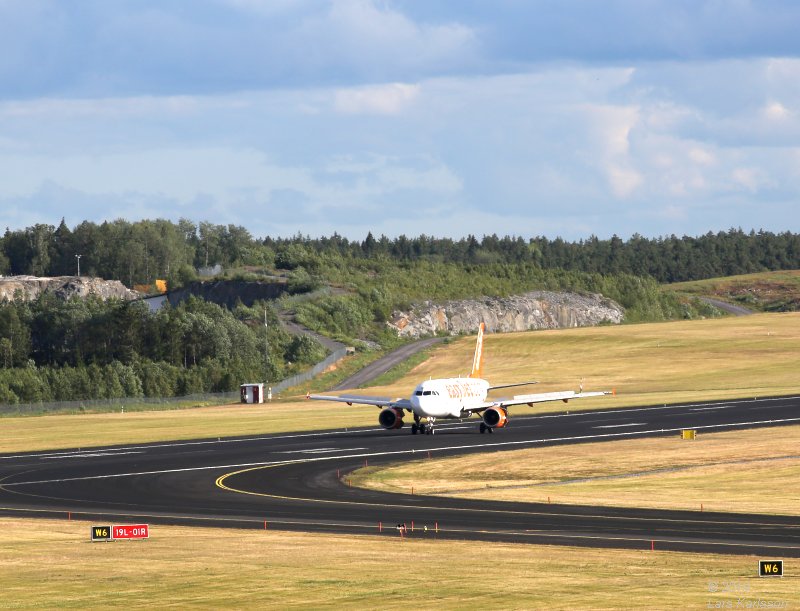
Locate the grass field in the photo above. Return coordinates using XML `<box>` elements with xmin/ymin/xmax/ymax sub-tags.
<box><xmin>2</xmin><ymin>314</ymin><xmax>800</xmax><ymax>608</ymax></box>
<box><xmin>1</xmin><ymin>312</ymin><xmax>799</xmax><ymax>454</ymax></box>
<box><xmin>0</xmin><ymin>518</ymin><xmax>797</xmax><ymax>610</ymax></box>
<box><xmin>351</xmin><ymin>424</ymin><xmax>800</xmax><ymax>516</ymax></box>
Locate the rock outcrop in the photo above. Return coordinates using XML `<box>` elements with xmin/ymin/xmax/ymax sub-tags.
<box><xmin>388</xmin><ymin>291</ymin><xmax>624</xmax><ymax>338</ymax></box>
<box><xmin>0</xmin><ymin>276</ymin><xmax>140</xmax><ymax>302</ymax></box>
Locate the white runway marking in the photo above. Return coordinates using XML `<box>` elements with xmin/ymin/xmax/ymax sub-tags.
<box><xmin>593</xmin><ymin>423</ymin><xmax>646</xmax><ymax>429</ymax></box>
<box><xmin>691</xmin><ymin>406</ymin><xmax>731</xmax><ymax>411</ymax></box>
<box><xmin>276</xmin><ymin>448</ymin><xmax>368</xmax><ymax>455</ymax></box>
<box><xmin>41</xmin><ymin>451</ymin><xmax>143</xmax><ymax>460</ymax></box>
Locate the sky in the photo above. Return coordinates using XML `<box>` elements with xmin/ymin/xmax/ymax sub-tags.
<box><xmin>1</xmin><ymin>0</ymin><xmax>799</xmax><ymax>241</ymax></box>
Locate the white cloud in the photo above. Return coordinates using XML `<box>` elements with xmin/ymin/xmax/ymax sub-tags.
<box><xmin>581</xmin><ymin>104</ymin><xmax>643</xmax><ymax>198</ymax></box>
<box><xmin>334</xmin><ymin>82</ymin><xmax>419</xmax><ymax>115</ymax></box>
<box><xmin>323</xmin><ymin>0</ymin><xmax>475</xmax><ymax>65</ymax></box>
<box><xmin>688</xmin><ymin>147</ymin><xmax>715</xmax><ymax>166</ymax></box>
<box><xmin>0</xmin><ymin>145</ymin><xmax>463</xmax><ymax>236</ymax></box>
<box><xmin>219</xmin><ymin>0</ymin><xmax>307</xmax><ymax>16</ymax></box>
<box><xmin>731</xmin><ymin>167</ymin><xmax>762</xmax><ymax>192</ymax></box>
<box><xmin>763</xmin><ymin>101</ymin><xmax>790</xmax><ymax>121</ymax></box>
<box><xmin>658</xmin><ymin>204</ymin><xmax>688</xmax><ymax>221</ymax></box>
<box><xmin>607</xmin><ymin>165</ymin><xmax>644</xmax><ymax>198</ymax></box>
<box><xmin>3</xmin><ymin>57</ymin><xmax>800</xmax><ymax>240</ymax></box>
<box><xmin>0</xmin><ymin>95</ymin><xmax>204</xmax><ymax>118</ymax></box>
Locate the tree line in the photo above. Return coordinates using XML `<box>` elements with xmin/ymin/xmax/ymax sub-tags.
<box><xmin>2</xmin><ymin>220</ymin><xmax>799</xmax><ymax>287</ymax></box>
<box><xmin>0</xmin><ymin>295</ymin><xmax>325</xmax><ymax>404</ymax></box>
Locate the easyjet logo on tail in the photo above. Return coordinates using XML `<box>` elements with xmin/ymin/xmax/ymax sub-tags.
<box><xmin>469</xmin><ymin>322</ymin><xmax>485</xmax><ymax>379</ymax></box>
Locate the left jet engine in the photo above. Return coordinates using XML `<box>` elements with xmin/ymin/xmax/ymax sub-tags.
<box><xmin>482</xmin><ymin>406</ymin><xmax>508</xmax><ymax>429</ymax></box>
<box><xmin>378</xmin><ymin>407</ymin><xmax>404</xmax><ymax>430</ymax></box>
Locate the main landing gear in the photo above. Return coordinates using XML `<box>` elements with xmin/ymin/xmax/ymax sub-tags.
<box><xmin>411</xmin><ymin>417</ymin><xmax>436</xmax><ymax>435</ymax></box>
<box><xmin>479</xmin><ymin>422</ymin><xmax>494</xmax><ymax>434</ymax></box>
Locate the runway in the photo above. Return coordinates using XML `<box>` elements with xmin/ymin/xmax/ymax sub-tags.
<box><xmin>2</xmin><ymin>395</ymin><xmax>800</xmax><ymax>556</ymax></box>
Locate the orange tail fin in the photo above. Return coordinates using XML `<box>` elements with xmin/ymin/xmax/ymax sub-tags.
<box><xmin>469</xmin><ymin>322</ymin><xmax>485</xmax><ymax>379</ymax></box>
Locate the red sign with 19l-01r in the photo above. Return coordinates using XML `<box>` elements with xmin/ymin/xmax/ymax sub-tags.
<box><xmin>112</xmin><ymin>524</ymin><xmax>149</xmax><ymax>539</ymax></box>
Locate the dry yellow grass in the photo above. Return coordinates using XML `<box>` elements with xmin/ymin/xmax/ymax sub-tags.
<box><xmin>352</xmin><ymin>425</ymin><xmax>800</xmax><ymax>515</ymax></box>
<box><xmin>1</xmin><ymin>312</ymin><xmax>799</xmax><ymax>454</ymax></box>
<box><xmin>0</xmin><ymin>400</ymin><xmax>378</xmax><ymax>454</ymax></box>
<box><xmin>473</xmin><ymin>312</ymin><xmax>800</xmax><ymax>407</ymax></box>
<box><xmin>356</xmin><ymin>312</ymin><xmax>800</xmax><ymax>410</ymax></box>
<box><xmin>2</xmin><ymin>315</ymin><xmax>799</xmax><ymax>607</ymax></box>
<box><xmin>0</xmin><ymin>518</ymin><xmax>797</xmax><ymax>609</ymax></box>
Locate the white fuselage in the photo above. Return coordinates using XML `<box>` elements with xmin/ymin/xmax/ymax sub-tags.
<box><xmin>408</xmin><ymin>377</ymin><xmax>490</xmax><ymax>419</ymax></box>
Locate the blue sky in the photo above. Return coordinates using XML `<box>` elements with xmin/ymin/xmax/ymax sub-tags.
<box><xmin>1</xmin><ymin>0</ymin><xmax>799</xmax><ymax>240</ymax></box>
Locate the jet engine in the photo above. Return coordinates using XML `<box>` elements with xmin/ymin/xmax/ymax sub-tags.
<box><xmin>482</xmin><ymin>406</ymin><xmax>508</xmax><ymax>429</ymax></box>
<box><xmin>378</xmin><ymin>407</ymin><xmax>404</xmax><ymax>430</ymax></box>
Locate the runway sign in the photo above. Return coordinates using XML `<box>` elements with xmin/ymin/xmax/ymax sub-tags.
<box><xmin>758</xmin><ymin>560</ymin><xmax>783</xmax><ymax>577</ymax></box>
<box><xmin>680</xmin><ymin>429</ymin><xmax>696</xmax><ymax>440</ymax></box>
<box><xmin>113</xmin><ymin>524</ymin><xmax>149</xmax><ymax>540</ymax></box>
<box><xmin>90</xmin><ymin>525</ymin><xmax>112</xmax><ymax>541</ymax></box>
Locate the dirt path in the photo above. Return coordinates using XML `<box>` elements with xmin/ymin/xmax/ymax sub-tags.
<box><xmin>278</xmin><ymin>313</ymin><xmax>346</xmax><ymax>352</ymax></box>
<box><xmin>699</xmin><ymin>297</ymin><xmax>753</xmax><ymax>316</ymax></box>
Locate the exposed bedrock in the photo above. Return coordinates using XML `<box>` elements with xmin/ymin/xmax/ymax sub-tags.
<box><xmin>388</xmin><ymin>291</ymin><xmax>624</xmax><ymax>338</ymax></box>
<box><xmin>0</xmin><ymin>275</ymin><xmax>139</xmax><ymax>302</ymax></box>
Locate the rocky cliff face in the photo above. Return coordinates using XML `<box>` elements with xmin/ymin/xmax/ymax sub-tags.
<box><xmin>0</xmin><ymin>276</ymin><xmax>140</xmax><ymax>302</ymax></box>
<box><xmin>388</xmin><ymin>291</ymin><xmax>624</xmax><ymax>338</ymax></box>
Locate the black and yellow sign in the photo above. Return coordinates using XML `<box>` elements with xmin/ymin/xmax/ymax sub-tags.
<box><xmin>758</xmin><ymin>560</ymin><xmax>783</xmax><ymax>577</ymax></box>
<box><xmin>91</xmin><ymin>525</ymin><xmax>112</xmax><ymax>541</ymax></box>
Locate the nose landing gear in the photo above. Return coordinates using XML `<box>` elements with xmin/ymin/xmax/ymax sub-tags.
<box><xmin>479</xmin><ymin>422</ymin><xmax>493</xmax><ymax>434</ymax></box>
<box><xmin>411</xmin><ymin>417</ymin><xmax>435</xmax><ymax>435</ymax></box>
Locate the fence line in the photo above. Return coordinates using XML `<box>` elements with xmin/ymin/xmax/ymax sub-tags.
<box><xmin>270</xmin><ymin>347</ymin><xmax>348</xmax><ymax>395</ymax></box>
<box><xmin>0</xmin><ymin>390</ymin><xmax>239</xmax><ymax>416</ymax></box>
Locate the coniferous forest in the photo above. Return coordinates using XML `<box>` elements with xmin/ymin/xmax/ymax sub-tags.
<box><xmin>1</xmin><ymin>219</ymin><xmax>798</xmax><ymax>404</ymax></box>
<box><xmin>3</xmin><ymin>220</ymin><xmax>799</xmax><ymax>285</ymax></box>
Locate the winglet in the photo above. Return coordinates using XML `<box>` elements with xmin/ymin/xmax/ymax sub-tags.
<box><xmin>468</xmin><ymin>322</ymin><xmax>485</xmax><ymax>379</ymax></box>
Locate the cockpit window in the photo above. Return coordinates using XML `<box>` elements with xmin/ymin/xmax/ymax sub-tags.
<box><xmin>415</xmin><ymin>390</ymin><xmax>423</xmax><ymax>396</ymax></box>
<box><xmin>422</xmin><ymin>390</ymin><xmax>432</xmax><ymax>396</ymax></box>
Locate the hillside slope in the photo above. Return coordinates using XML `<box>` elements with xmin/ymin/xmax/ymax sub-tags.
<box><xmin>668</xmin><ymin>270</ymin><xmax>800</xmax><ymax>312</ymax></box>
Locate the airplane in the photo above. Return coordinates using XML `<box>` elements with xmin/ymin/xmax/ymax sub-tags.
<box><xmin>307</xmin><ymin>322</ymin><xmax>613</xmax><ymax>435</ymax></box>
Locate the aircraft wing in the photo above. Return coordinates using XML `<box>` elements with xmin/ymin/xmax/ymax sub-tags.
<box><xmin>487</xmin><ymin>380</ymin><xmax>538</xmax><ymax>392</ymax></box>
<box><xmin>493</xmin><ymin>390</ymin><xmax>613</xmax><ymax>408</ymax></box>
<box><xmin>307</xmin><ymin>393</ymin><xmax>413</xmax><ymax>411</ymax></box>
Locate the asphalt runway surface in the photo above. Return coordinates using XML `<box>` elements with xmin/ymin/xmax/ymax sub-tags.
<box><xmin>2</xmin><ymin>395</ymin><xmax>800</xmax><ymax>557</ymax></box>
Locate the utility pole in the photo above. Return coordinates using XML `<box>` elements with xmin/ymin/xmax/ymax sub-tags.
<box><xmin>75</xmin><ymin>254</ymin><xmax>82</xmax><ymax>278</ymax></box>
<box><xmin>264</xmin><ymin>309</ymin><xmax>270</xmax><ymax>398</ymax></box>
